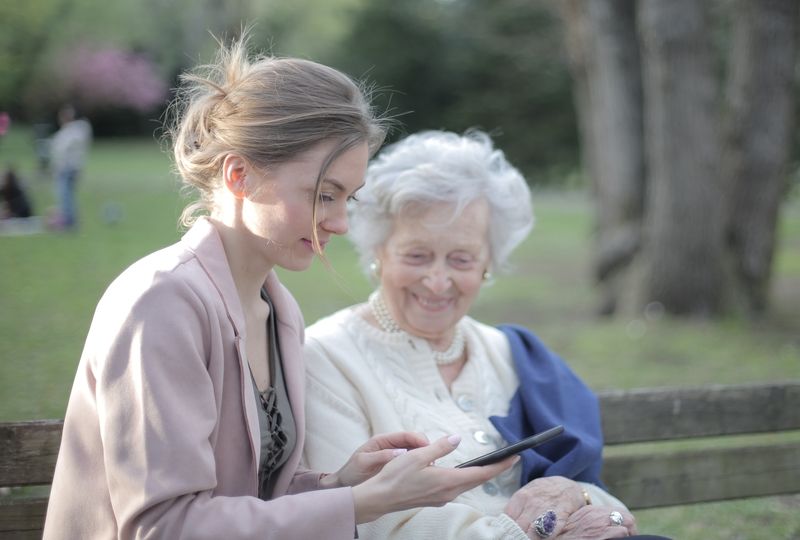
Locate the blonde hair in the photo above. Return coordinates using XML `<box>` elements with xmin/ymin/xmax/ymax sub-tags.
<box><xmin>166</xmin><ymin>33</ymin><xmax>387</xmax><ymax>253</ymax></box>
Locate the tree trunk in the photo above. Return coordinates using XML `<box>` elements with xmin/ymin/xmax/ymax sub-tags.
<box><xmin>559</xmin><ymin>0</ymin><xmax>644</xmax><ymax>316</ymax></box>
<box><xmin>637</xmin><ymin>0</ymin><xmax>727</xmax><ymax>316</ymax></box>
<box><xmin>723</xmin><ymin>0</ymin><xmax>799</xmax><ymax>315</ymax></box>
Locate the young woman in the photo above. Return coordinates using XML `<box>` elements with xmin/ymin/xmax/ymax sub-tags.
<box><xmin>42</xmin><ymin>38</ymin><xmax>515</xmax><ymax>540</ymax></box>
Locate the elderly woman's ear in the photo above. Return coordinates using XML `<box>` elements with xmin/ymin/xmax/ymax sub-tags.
<box><xmin>370</xmin><ymin>259</ymin><xmax>381</xmax><ymax>280</ymax></box>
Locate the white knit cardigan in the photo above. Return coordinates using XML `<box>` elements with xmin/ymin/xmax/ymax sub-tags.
<box><xmin>302</xmin><ymin>306</ymin><xmax>625</xmax><ymax>540</ymax></box>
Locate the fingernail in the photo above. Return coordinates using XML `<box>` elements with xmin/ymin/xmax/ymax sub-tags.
<box><xmin>392</xmin><ymin>448</ymin><xmax>408</xmax><ymax>457</ymax></box>
<box><xmin>447</xmin><ymin>434</ymin><xmax>461</xmax><ymax>447</ymax></box>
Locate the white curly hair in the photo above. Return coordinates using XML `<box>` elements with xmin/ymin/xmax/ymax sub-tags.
<box><xmin>348</xmin><ymin>129</ymin><xmax>534</xmax><ymax>276</ymax></box>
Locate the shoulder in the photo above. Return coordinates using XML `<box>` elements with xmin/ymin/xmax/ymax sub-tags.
<box><xmin>496</xmin><ymin>323</ymin><xmax>553</xmax><ymax>354</ymax></box>
<box><xmin>495</xmin><ymin>323</ymin><xmax>590</xmax><ymax>383</ymax></box>
<box><xmin>93</xmin><ymin>241</ymin><xmax>219</xmax><ymax>336</ymax></box>
<box><xmin>79</xmin><ymin>242</ymin><xmax>228</xmax><ymax>375</ymax></box>
<box><xmin>304</xmin><ymin>306</ymin><xmax>368</xmax><ymax>373</ymax></box>
<box><xmin>462</xmin><ymin>316</ymin><xmax>511</xmax><ymax>356</ymax></box>
<box><xmin>107</xmin><ymin>241</ymin><xmax>204</xmax><ymax>297</ymax></box>
<box><xmin>305</xmin><ymin>306</ymin><xmax>360</xmax><ymax>344</ymax></box>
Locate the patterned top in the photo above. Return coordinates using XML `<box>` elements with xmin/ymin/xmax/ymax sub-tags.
<box><xmin>250</xmin><ymin>289</ymin><xmax>296</xmax><ymax>500</ymax></box>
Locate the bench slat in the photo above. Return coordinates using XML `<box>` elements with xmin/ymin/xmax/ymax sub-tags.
<box><xmin>0</xmin><ymin>497</ymin><xmax>48</xmax><ymax>539</ymax></box>
<box><xmin>0</xmin><ymin>420</ymin><xmax>62</xmax><ymax>487</ymax></box>
<box><xmin>599</xmin><ymin>381</ymin><xmax>800</xmax><ymax>444</ymax></box>
<box><xmin>603</xmin><ymin>441</ymin><xmax>800</xmax><ymax>509</ymax></box>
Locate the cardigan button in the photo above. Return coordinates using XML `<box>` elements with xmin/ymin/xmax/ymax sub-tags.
<box><xmin>482</xmin><ymin>481</ymin><xmax>499</xmax><ymax>496</ymax></box>
<box><xmin>473</xmin><ymin>430</ymin><xmax>491</xmax><ymax>444</ymax></box>
<box><xmin>456</xmin><ymin>394</ymin><xmax>475</xmax><ymax>412</ymax></box>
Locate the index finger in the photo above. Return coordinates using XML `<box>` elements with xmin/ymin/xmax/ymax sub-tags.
<box><xmin>434</xmin><ymin>454</ymin><xmax>521</xmax><ymax>495</ymax></box>
<box><xmin>361</xmin><ymin>431</ymin><xmax>430</xmax><ymax>453</ymax></box>
<box><xmin>407</xmin><ymin>436</ymin><xmax>519</xmax><ymax>480</ymax></box>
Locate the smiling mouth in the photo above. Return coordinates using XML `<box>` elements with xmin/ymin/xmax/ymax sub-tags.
<box><xmin>413</xmin><ymin>294</ymin><xmax>453</xmax><ymax>311</ymax></box>
<box><xmin>302</xmin><ymin>238</ymin><xmax>328</xmax><ymax>251</ymax></box>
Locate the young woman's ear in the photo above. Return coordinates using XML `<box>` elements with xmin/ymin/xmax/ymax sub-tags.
<box><xmin>222</xmin><ymin>155</ymin><xmax>248</xmax><ymax>198</ymax></box>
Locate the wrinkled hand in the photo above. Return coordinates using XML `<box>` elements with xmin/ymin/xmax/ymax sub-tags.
<box><xmin>558</xmin><ymin>505</ymin><xmax>637</xmax><ymax>538</ymax></box>
<box><xmin>503</xmin><ymin>476</ymin><xmax>587</xmax><ymax>538</ymax></box>
<box><xmin>352</xmin><ymin>434</ymin><xmax>519</xmax><ymax>524</ymax></box>
<box><xmin>323</xmin><ymin>432</ymin><xmax>430</xmax><ymax>489</ymax></box>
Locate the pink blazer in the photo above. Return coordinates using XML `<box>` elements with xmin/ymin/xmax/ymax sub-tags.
<box><xmin>43</xmin><ymin>218</ymin><xmax>356</xmax><ymax>539</ymax></box>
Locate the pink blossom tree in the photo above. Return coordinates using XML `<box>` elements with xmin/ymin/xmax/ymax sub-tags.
<box><xmin>58</xmin><ymin>45</ymin><xmax>168</xmax><ymax>114</ymax></box>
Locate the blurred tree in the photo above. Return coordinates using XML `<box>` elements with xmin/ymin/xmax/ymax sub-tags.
<box><xmin>253</xmin><ymin>0</ymin><xmax>368</xmax><ymax>59</ymax></box>
<box><xmin>3</xmin><ymin>0</ymin><xmax>368</xmax><ymax>132</ymax></box>
<box><xmin>559</xmin><ymin>0</ymin><xmax>644</xmax><ymax>316</ymax></box>
<box><xmin>2</xmin><ymin>0</ymin><xmax>257</xmax><ymax>128</ymax></box>
<box><xmin>637</xmin><ymin>0</ymin><xmax>728</xmax><ymax>316</ymax></box>
<box><xmin>50</xmin><ymin>45</ymin><xmax>169</xmax><ymax>135</ymax></box>
<box><xmin>330</xmin><ymin>0</ymin><xmax>579</xmax><ymax>182</ymax></box>
<box><xmin>722</xmin><ymin>0</ymin><xmax>799</xmax><ymax>314</ymax></box>
<box><xmin>0</xmin><ymin>0</ymin><xmax>74</xmax><ymax>114</ymax></box>
<box><xmin>560</xmin><ymin>0</ymin><xmax>799</xmax><ymax>318</ymax></box>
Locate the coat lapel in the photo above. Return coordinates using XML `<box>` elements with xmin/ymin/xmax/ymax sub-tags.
<box><xmin>181</xmin><ymin>219</ymin><xmax>261</xmax><ymax>477</ymax></box>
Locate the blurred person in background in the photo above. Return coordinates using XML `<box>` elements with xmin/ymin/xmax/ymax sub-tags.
<box><xmin>43</xmin><ymin>36</ymin><xmax>516</xmax><ymax>540</ymax></box>
<box><xmin>48</xmin><ymin>103</ymin><xmax>91</xmax><ymax>230</ymax></box>
<box><xmin>303</xmin><ymin>130</ymin><xmax>670</xmax><ymax>540</ymax></box>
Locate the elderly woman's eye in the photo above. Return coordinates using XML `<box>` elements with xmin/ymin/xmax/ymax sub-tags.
<box><xmin>450</xmin><ymin>253</ymin><xmax>475</xmax><ymax>267</ymax></box>
<box><xmin>404</xmin><ymin>253</ymin><xmax>428</xmax><ymax>263</ymax></box>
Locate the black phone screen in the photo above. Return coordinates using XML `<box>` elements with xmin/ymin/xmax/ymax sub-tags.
<box><xmin>454</xmin><ymin>425</ymin><xmax>565</xmax><ymax>468</ymax></box>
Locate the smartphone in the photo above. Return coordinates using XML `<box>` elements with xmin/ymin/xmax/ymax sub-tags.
<box><xmin>454</xmin><ymin>425</ymin><xmax>565</xmax><ymax>468</ymax></box>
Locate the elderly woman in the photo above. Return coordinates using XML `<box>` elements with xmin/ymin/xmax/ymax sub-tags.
<box><xmin>302</xmin><ymin>131</ymin><xmax>658</xmax><ymax>539</ymax></box>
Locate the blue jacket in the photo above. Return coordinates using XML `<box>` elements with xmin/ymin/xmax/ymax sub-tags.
<box><xmin>490</xmin><ymin>324</ymin><xmax>605</xmax><ymax>488</ymax></box>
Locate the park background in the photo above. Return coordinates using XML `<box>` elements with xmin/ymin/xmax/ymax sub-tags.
<box><xmin>1</xmin><ymin>0</ymin><xmax>799</xmax><ymax>538</ymax></box>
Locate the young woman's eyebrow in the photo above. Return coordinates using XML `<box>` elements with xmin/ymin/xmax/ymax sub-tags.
<box><xmin>324</xmin><ymin>178</ymin><xmax>365</xmax><ymax>194</ymax></box>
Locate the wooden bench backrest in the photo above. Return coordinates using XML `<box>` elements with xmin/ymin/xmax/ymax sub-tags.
<box><xmin>1</xmin><ymin>381</ymin><xmax>799</xmax><ymax>537</ymax></box>
<box><xmin>599</xmin><ymin>381</ymin><xmax>800</xmax><ymax>509</ymax></box>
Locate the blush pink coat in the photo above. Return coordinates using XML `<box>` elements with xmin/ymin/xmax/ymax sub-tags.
<box><xmin>43</xmin><ymin>218</ymin><xmax>356</xmax><ymax>539</ymax></box>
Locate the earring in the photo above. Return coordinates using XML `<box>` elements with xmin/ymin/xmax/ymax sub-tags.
<box><xmin>369</xmin><ymin>260</ymin><xmax>381</xmax><ymax>279</ymax></box>
<box><xmin>482</xmin><ymin>270</ymin><xmax>493</xmax><ymax>282</ymax></box>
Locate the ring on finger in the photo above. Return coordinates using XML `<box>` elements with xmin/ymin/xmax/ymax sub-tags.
<box><xmin>532</xmin><ymin>509</ymin><xmax>557</xmax><ymax>538</ymax></box>
<box><xmin>609</xmin><ymin>510</ymin><xmax>624</xmax><ymax>526</ymax></box>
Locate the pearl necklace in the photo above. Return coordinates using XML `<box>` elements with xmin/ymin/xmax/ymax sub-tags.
<box><xmin>368</xmin><ymin>290</ymin><xmax>466</xmax><ymax>366</ymax></box>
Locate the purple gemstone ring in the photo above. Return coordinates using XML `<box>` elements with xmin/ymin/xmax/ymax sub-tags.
<box><xmin>532</xmin><ymin>509</ymin><xmax>557</xmax><ymax>538</ymax></box>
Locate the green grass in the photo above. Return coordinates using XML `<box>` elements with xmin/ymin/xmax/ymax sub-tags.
<box><xmin>1</xmin><ymin>128</ymin><xmax>799</xmax><ymax>538</ymax></box>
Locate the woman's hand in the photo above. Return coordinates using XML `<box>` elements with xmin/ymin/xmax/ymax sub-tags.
<box><xmin>503</xmin><ymin>476</ymin><xmax>588</xmax><ymax>538</ymax></box>
<box><xmin>558</xmin><ymin>505</ymin><xmax>637</xmax><ymax>538</ymax></box>
<box><xmin>351</xmin><ymin>434</ymin><xmax>519</xmax><ymax>524</ymax></box>
<box><xmin>320</xmin><ymin>431</ymin><xmax>430</xmax><ymax>489</ymax></box>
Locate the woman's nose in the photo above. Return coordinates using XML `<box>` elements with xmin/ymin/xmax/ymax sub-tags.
<box><xmin>422</xmin><ymin>264</ymin><xmax>452</xmax><ymax>294</ymax></box>
<box><xmin>320</xmin><ymin>208</ymin><xmax>348</xmax><ymax>236</ymax></box>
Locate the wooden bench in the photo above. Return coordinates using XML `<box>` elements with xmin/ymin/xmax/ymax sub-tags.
<box><xmin>1</xmin><ymin>380</ymin><xmax>799</xmax><ymax>538</ymax></box>
<box><xmin>600</xmin><ymin>381</ymin><xmax>800</xmax><ymax>509</ymax></box>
